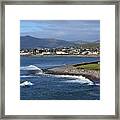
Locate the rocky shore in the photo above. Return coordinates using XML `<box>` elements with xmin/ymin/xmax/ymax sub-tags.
<box><xmin>45</xmin><ymin>63</ymin><xmax>100</xmax><ymax>81</ymax></box>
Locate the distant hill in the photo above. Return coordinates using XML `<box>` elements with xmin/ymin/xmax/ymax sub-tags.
<box><xmin>74</xmin><ymin>40</ymin><xmax>100</xmax><ymax>48</ymax></box>
<box><xmin>74</xmin><ymin>40</ymin><xmax>99</xmax><ymax>44</ymax></box>
<box><xmin>20</xmin><ymin>36</ymin><xmax>77</xmax><ymax>49</ymax></box>
<box><xmin>20</xmin><ymin>36</ymin><xmax>99</xmax><ymax>49</ymax></box>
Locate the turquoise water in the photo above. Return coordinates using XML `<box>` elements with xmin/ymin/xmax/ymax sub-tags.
<box><xmin>20</xmin><ymin>56</ymin><xmax>100</xmax><ymax>100</ymax></box>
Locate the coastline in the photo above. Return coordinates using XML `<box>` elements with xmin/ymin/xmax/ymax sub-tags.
<box><xmin>45</xmin><ymin>62</ymin><xmax>100</xmax><ymax>81</ymax></box>
<box><xmin>21</xmin><ymin>54</ymin><xmax>100</xmax><ymax>58</ymax></box>
<box><xmin>21</xmin><ymin>55</ymin><xmax>100</xmax><ymax>81</ymax></box>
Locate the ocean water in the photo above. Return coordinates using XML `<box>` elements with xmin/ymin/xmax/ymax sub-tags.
<box><xmin>20</xmin><ymin>56</ymin><xmax>100</xmax><ymax>100</ymax></box>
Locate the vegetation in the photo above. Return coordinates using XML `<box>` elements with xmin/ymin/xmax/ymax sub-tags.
<box><xmin>75</xmin><ymin>63</ymin><xmax>100</xmax><ymax>71</ymax></box>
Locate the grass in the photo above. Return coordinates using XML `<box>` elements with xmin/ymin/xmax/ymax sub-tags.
<box><xmin>75</xmin><ymin>63</ymin><xmax>100</xmax><ymax>71</ymax></box>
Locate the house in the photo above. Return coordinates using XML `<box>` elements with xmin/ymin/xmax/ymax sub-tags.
<box><xmin>56</xmin><ymin>51</ymin><xmax>68</xmax><ymax>55</ymax></box>
<box><xmin>41</xmin><ymin>52</ymin><xmax>51</xmax><ymax>55</ymax></box>
<box><xmin>20</xmin><ymin>52</ymin><xmax>31</xmax><ymax>56</ymax></box>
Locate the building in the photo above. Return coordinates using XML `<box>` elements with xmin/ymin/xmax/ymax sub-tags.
<box><xmin>56</xmin><ymin>51</ymin><xmax>68</xmax><ymax>55</ymax></box>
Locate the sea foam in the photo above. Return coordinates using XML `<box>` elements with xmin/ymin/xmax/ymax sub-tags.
<box><xmin>48</xmin><ymin>74</ymin><xmax>94</xmax><ymax>85</ymax></box>
<box><xmin>63</xmin><ymin>79</ymin><xmax>94</xmax><ymax>85</ymax></box>
<box><xmin>20</xmin><ymin>75</ymin><xmax>38</xmax><ymax>78</ymax></box>
<box><xmin>20</xmin><ymin>81</ymin><xmax>34</xmax><ymax>87</ymax></box>
<box><xmin>20</xmin><ymin>65</ymin><xmax>43</xmax><ymax>74</ymax></box>
<box><xmin>20</xmin><ymin>66</ymin><xmax>96</xmax><ymax>85</ymax></box>
<box><xmin>21</xmin><ymin>65</ymin><xmax>41</xmax><ymax>70</ymax></box>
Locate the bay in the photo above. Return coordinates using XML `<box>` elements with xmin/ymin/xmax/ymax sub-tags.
<box><xmin>20</xmin><ymin>56</ymin><xmax>100</xmax><ymax>100</ymax></box>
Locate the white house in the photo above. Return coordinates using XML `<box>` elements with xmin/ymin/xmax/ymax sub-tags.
<box><xmin>56</xmin><ymin>51</ymin><xmax>68</xmax><ymax>55</ymax></box>
<box><xmin>41</xmin><ymin>52</ymin><xmax>51</xmax><ymax>55</ymax></box>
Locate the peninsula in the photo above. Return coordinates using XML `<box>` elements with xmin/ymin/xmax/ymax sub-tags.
<box><xmin>44</xmin><ymin>61</ymin><xmax>100</xmax><ymax>81</ymax></box>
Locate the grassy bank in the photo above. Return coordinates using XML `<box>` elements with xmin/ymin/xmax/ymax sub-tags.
<box><xmin>75</xmin><ymin>63</ymin><xmax>100</xmax><ymax>71</ymax></box>
<box><xmin>46</xmin><ymin>61</ymin><xmax>100</xmax><ymax>81</ymax></box>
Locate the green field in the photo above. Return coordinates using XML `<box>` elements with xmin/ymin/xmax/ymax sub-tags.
<box><xmin>75</xmin><ymin>63</ymin><xmax>100</xmax><ymax>71</ymax></box>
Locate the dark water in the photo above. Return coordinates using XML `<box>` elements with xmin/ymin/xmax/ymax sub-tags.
<box><xmin>20</xmin><ymin>56</ymin><xmax>100</xmax><ymax>100</ymax></box>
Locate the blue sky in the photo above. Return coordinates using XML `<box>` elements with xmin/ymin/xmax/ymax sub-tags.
<box><xmin>20</xmin><ymin>20</ymin><xmax>100</xmax><ymax>41</ymax></box>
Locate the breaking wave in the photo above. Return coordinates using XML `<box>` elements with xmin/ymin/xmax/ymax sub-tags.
<box><xmin>20</xmin><ymin>81</ymin><xmax>34</xmax><ymax>87</ymax></box>
<box><xmin>20</xmin><ymin>65</ymin><xmax>43</xmax><ymax>74</ymax></box>
<box><xmin>46</xmin><ymin>74</ymin><xmax>94</xmax><ymax>85</ymax></box>
<box><xmin>20</xmin><ymin>66</ymin><xmax>98</xmax><ymax>86</ymax></box>
<box><xmin>95</xmin><ymin>83</ymin><xmax>100</xmax><ymax>86</ymax></box>
<box><xmin>20</xmin><ymin>75</ymin><xmax>38</xmax><ymax>78</ymax></box>
<box><xmin>21</xmin><ymin>65</ymin><xmax>42</xmax><ymax>71</ymax></box>
<box><xmin>56</xmin><ymin>75</ymin><xmax>94</xmax><ymax>85</ymax></box>
<box><xmin>63</xmin><ymin>79</ymin><xmax>94</xmax><ymax>85</ymax></box>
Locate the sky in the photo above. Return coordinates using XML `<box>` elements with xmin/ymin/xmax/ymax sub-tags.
<box><xmin>20</xmin><ymin>20</ymin><xmax>100</xmax><ymax>42</ymax></box>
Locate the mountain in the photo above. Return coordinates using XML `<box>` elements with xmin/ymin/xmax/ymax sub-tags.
<box><xmin>74</xmin><ymin>40</ymin><xmax>100</xmax><ymax>48</ymax></box>
<box><xmin>20</xmin><ymin>36</ymin><xmax>99</xmax><ymax>49</ymax></box>
<box><xmin>20</xmin><ymin>36</ymin><xmax>77</xmax><ymax>49</ymax></box>
<box><xmin>74</xmin><ymin>40</ymin><xmax>91</xmax><ymax>44</ymax></box>
<box><xmin>74</xmin><ymin>40</ymin><xmax>99</xmax><ymax>44</ymax></box>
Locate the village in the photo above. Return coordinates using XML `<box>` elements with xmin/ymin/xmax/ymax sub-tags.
<box><xmin>20</xmin><ymin>46</ymin><xmax>100</xmax><ymax>56</ymax></box>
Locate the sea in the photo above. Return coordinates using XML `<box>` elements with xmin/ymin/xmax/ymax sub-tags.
<box><xmin>20</xmin><ymin>56</ymin><xmax>100</xmax><ymax>100</ymax></box>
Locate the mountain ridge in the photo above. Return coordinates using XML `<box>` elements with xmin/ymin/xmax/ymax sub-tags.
<box><xmin>20</xmin><ymin>36</ymin><xmax>99</xmax><ymax>49</ymax></box>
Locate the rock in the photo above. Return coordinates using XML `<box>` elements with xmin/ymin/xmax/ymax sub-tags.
<box><xmin>45</xmin><ymin>65</ymin><xmax>100</xmax><ymax>81</ymax></box>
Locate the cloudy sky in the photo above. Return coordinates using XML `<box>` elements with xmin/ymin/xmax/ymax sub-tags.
<box><xmin>20</xmin><ymin>20</ymin><xmax>100</xmax><ymax>42</ymax></box>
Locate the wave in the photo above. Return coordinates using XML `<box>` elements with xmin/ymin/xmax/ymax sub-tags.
<box><xmin>20</xmin><ymin>81</ymin><xmax>34</xmax><ymax>87</ymax></box>
<box><xmin>57</xmin><ymin>75</ymin><xmax>94</xmax><ymax>85</ymax></box>
<box><xmin>21</xmin><ymin>65</ymin><xmax>42</xmax><ymax>70</ymax></box>
<box><xmin>63</xmin><ymin>79</ymin><xmax>94</xmax><ymax>85</ymax></box>
<box><xmin>95</xmin><ymin>83</ymin><xmax>100</xmax><ymax>86</ymax></box>
<box><xmin>46</xmin><ymin>74</ymin><xmax>94</xmax><ymax>85</ymax></box>
<box><xmin>20</xmin><ymin>67</ymin><xmax>98</xmax><ymax>86</ymax></box>
<box><xmin>20</xmin><ymin>75</ymin><xmax>38</xmax><ymax>78</ymax></box>
<box><xmin>20</xmin><ymin>65</ymin><xmax>43</xmax><ymax>74</ymax></box>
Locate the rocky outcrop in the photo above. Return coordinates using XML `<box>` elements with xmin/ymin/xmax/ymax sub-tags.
<box><xmin>45</xmin><ymin>64</ymin><xmax>100</xmax><ymax>81</ymax></box>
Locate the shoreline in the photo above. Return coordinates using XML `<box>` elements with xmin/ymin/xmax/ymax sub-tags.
<box><xmin>21</xmin><ymin>54</ymin><xmax>100</xmax><ymax>58</ymax></box>
<box><xmin>45</xmin><ymin>62</ymin><xmax>100</xmax><ymax>81</ymax></box>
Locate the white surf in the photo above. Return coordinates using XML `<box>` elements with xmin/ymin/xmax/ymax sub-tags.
<box><xmin>20</xmin><ymin>81</ymin><xmax>34</xmax><ymax>87</ymax></box>
<box><xmin>20</xmin><ymin>65</ymin><xmax>43</xmax><ymax>74</ymax></box>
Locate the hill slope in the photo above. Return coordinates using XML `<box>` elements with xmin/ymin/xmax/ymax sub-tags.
<box><xmin>20</xmin><ymin>36</ymin><xmax>99</xmax><ymax>49</ymax></box>
<box><xmin>20</xmin><ymin>36</ymin><xmax>77</xmax><ymax>49</ymax></box>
